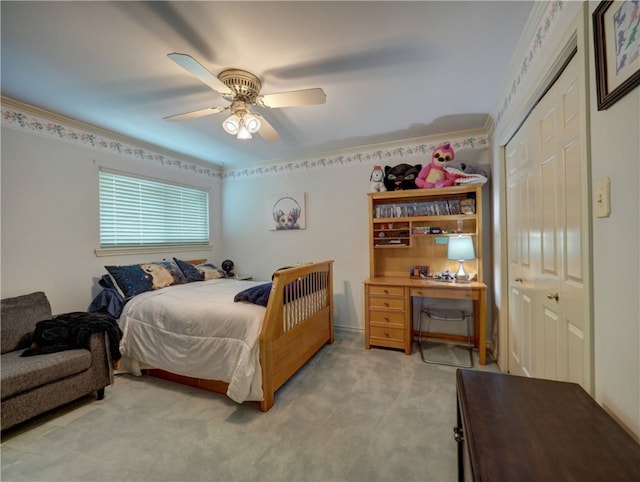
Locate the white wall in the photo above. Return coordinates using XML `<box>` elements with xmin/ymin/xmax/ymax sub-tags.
<box><xmin>587</xmin><ymin>1</ymin><xmax>640</xmax><ymax>440</ymax></box>
<box><xmin>222</xmin><ymin>164</ymin><xmax>370</xmax><ymax>330</ymax></box>
<box><xmin>1</xmin><ymin>127</ymin><xmax>222</xmax><ymax>314</ymax></box>
<box><xmin>1</xmin><ymin>107</ymin><xmax>490</xmax><ymax>334</ymax></box>
<box><xmin>221</xmin><ymin>147</ymin><xmax>490</xmax><ymax>331</ymax></box>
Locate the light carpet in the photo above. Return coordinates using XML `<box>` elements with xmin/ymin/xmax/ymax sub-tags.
<box><xmin>1</xmin><ymin>329</ymin><xmax>499</xmax><ymax>482</ymax></box>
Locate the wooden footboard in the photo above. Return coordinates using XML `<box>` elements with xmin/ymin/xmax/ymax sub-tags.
<box><xmin>259</xmin><ymin>260</ymin><xmax>334</xmax><ymax>411</ymax></box>
<box><xmin>148</xmin><ymin>260</ymin><xmax>334</xmax><ymax>411</ymax></box>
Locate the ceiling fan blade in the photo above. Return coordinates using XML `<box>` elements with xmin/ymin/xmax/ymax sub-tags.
<box><xmin>254</xmin><ymin>113</ymin><xmax>280</xmax><ymax>142</ymax></box>
<box><xmin>167</xmin><ymin>52</ymin><xmax>232</xmax><ymax>96</ymax></box>
<box><xmin>256</xmin><ymin>88</ymin><xmax>326</xmax><ymax>109</ymax></box>
<box><xmin>163</xmin><ymin>106</ymin><xmax>226</xmax><ymax>122</ymax></box>
<box><xmin>264</xmin><ymin>45</ymin><xmax>426</xmax><ymax>80</ymax></box>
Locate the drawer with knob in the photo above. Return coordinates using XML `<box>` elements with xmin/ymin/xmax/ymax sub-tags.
<box><xmin>369</xmin><ymin>310</ymin><xmax>405</xmax><ymax>326</ymax></box>
<box><xmin>368</xmin><ymin>296</ymin><xmax>405</xmax><ymax>311</ymax></box>
<box><xmin>369</xmin><ymin>326</ymin><xmax>405</xmax><ymax>348</ymax></box>
<box><xmin>365</xmin><ymin>283</ymin><xmax>408</xmax><ymax>352</ymax></box>
<box><xmin>368</xmin><ymin>285</ymin><xmax>405</xmax><ymax>297</ymax></box>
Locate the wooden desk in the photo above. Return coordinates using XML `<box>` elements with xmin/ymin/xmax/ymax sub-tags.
<box><xmin>456</xmin><ymin>370</ymin><xmax>640</xmax><ymax>482</ymax></box>
<box><xmin>364</xmin><ymin>277</ymin><xmax>487</xmax><ymax>364</ymax></box>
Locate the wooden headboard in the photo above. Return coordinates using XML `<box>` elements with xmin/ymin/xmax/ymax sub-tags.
<box><xmin>186</xmin><ymin>259</ymin><xmax>207</xmax><ymax>265</ymax></box>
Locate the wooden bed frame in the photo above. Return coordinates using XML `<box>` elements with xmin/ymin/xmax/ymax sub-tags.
<box><xmin>146</xmin><ymin>260</ymin><xmax>334</xmax><ymax>411</ymax></box>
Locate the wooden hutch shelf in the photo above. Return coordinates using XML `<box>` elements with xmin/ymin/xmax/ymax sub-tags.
<box><xmin>368</xmin><ymin>185</ymin><xmax>483</xmax><ymax>280</ymax></box>
<box><xmin>364</xmin><ymin>184</ymin><xmax>486</xmax><ymax>357</ymax></box>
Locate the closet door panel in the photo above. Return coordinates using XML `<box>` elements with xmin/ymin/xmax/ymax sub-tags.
<box><xmin>557</xmin><ymin>59</ymin><xmax>587</xmax><ymax>387</ymax></box>
<box><xmin>543</xmin><ymin>306</ymin><xmax>563</xmax><ymax>380</ymax></box>
<box><xmin>507</xmin><ymin>127</ymin><xmax>536</xmax><ymax>378</ymax></box>
<box><xmin>505</xmin><ymin>54</ymin><xmax>590</xmax><ymax>389</ymax></box>
<box><xmin>540</xmin><ymin>157</ymin><xmax>562</xmax><ymax>279</ymax></box>
<box><xmin>564</xmin><ymin>139</ymin><xmax>584</xmax><ymax>283</ymax></box>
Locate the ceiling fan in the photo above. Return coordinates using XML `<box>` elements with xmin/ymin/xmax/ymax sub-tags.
<box><xmin>164</xmin><ymin>53</ymin><xmax>326</xmax><ymax>141</ymax></box>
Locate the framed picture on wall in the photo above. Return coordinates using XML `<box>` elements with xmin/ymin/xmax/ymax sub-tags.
<box><xmin>593</xmin><ymin>0</ymin><xmax>640</xmax><ymax>110</ymax></box>
<box><xmin>270</xmin><ymin>192</ymin><xmax>306</xmax><ymax>230</ymax></box>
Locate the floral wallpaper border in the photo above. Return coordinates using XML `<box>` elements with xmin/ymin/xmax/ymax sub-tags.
<box><xmin>2</xmin><ymin>1</ymin><xmax>562</xmax><ymax>181</ymax></box>
<box><xmin>493</xmin><ymin>0</ymin><xmax>564</xmax><ymax>129</ymax></box>
<box><xmin>1</xmin><ymin>104</ymin><xmax>487</xmax><ymax>180</ymax></box>
<box><xmin>222</xmin><ymin>135</ymin><xmax>488</xmax><ymax>180</ymax></box>
<box><xmin>1</xmin><ymin>107</ymin><xmax>223</xmax><ymax>179</ymax></box>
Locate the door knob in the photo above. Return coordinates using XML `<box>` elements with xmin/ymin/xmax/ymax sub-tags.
<box><xmin>515</xmin><ymin>277</ymin><xmax>523</xmax><ymax>283</ymax></box>
<box><xmin>547</xmin><ymin>292</ymin><xmax>559</xmax><ymax>301</ymax></box>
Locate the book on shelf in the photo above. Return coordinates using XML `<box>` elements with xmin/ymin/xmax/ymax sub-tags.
<box><xmin>374</xmin><ymin>197</ymin><xmax>472</xmax><ymax>219</ymax></box>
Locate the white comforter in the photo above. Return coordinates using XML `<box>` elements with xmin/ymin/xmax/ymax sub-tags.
<box><xmin>118</xmin><ymin>279</ymin><xmax>268</xmax><ymax>403</ymax></box>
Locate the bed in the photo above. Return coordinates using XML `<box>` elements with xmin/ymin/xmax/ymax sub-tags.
<box><xmin>109</xmin><ymin>260</ymin><xmax>334</xmax><ymax>411</ymax></box>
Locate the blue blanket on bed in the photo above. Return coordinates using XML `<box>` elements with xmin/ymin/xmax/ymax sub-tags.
<box><xmin>233</xmin><ymin>283</ymin><xmax>272</xmax><ymax>307</ymax></box>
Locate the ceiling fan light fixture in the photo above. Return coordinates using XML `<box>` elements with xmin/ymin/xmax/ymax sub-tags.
<box><xmin>222</xmin><ymin>114</ymin><xmax>240</xmax><ymax>135</ymax></box>
<box><xmin>165</xmin><ymin>55</ymin><xmax>323</xmax><ymax>144</ymax></box>
<box><xmin>236</xmin><ymin>122</ymin><xmax>252</xmax><ymax>140</ymax></box>
<box><xmin>244</xmin><ymin>113</ymin><xmax>261</xmax><ymax>133</ymax></box>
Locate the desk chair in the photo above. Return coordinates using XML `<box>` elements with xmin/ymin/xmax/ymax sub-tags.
<box><xmin>417</xmin><ymin>305</ymin><xmax>474</xmax><ymax>368</ymax></box>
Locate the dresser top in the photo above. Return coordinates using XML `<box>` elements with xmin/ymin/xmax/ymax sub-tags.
<box><xmin>457</xmin><ymin>370</ymin><xmax>640</xmax><ymax>481</ymax></box>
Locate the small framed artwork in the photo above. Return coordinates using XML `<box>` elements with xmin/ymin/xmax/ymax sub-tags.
<box><xmin>270</xmin><ymin>192</ymin><xmax>306</xmax><ymax>230</ymax></box>
<box><xmin>593</xmin><ymin>0</ymin><xmax>640</xmax><ymax>110</ymax></box>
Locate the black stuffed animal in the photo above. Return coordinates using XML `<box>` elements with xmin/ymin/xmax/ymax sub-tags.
<box><xmin>383</xmin><ymin>164</ymin><xmax>422</xmax><ymax>191</ymax></box>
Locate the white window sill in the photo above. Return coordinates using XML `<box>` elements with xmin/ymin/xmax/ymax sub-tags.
<box><xmin>95</xmin><ymin>245</ymin><xmax>212</xmax><ymax>257</ymax></box>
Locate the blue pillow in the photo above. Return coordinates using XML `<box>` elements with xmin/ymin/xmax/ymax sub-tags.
<box><xmin>105</xmin><ymin>264</ymin><xmax>151</xmax><ymax>298</ymax></box>
<box><xmin>196</xmin><ymin>263</ymin><xmax>227</xmax><ymax>280</ymax></box>
<box><xmin>105</xmin><ymin>261</ymin><xmax>186</xmax><ymax>298</ymax></box>
<box><xmin>234</xmin><ymin>283</ymin><xmax>272</xmax><ymax>307</ymax></box>
<box><xmin>174</xmin><ymin>258</ymin><xmax>205</xmax><ymax>282</ymax></box>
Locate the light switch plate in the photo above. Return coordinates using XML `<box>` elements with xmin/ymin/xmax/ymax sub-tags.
<box><xmin>595</xmin><ymin>177</ymin><xmax>610</xmax><ymax>218</ymax></box>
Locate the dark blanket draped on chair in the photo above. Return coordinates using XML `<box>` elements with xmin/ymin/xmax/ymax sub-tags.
<box><xmin>21</xmin><ymin>312</ymin><xmax>122</xmax><ymax>363</ymax></box>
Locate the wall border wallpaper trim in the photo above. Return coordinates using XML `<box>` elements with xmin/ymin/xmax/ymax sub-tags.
<box><xmin>492</xmin><ymin>0</ymin><xmax>565</xmax><ymax>130</ymax></box>
<box><xmin>2</xmin><ymin>102</ymin><xmax>488</xmax><ymax>180</ymax></box>
<box><xmin>221</xmin><ymin>135</ymin><xmax>489</xmax><ymax>180</ymax></box>
<box><xmin>1</xmin><ymin>104</ymin><xmax>223</xmax><ymax>179</ymax></box>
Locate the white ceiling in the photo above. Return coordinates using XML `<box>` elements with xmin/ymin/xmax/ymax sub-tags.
<box><xmin>1</xmin><ymin>1</ymin><xmax>533</xmax><ymax>168</ymax></box>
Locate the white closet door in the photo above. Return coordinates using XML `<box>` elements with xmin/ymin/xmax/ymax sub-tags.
<box><xmin>506</xmin><ymin>55</ymin><xmax>590</xmax><ymax>389</ymax></box>
<box><xmin>556</xmin><ymin>58</ymin><xmax>587</xmax><ymax>387</ymax></box>
<box><xmin>507</xmin><ymin>129</ymin><xmax>537</xmax><ymax>378</ymax></box>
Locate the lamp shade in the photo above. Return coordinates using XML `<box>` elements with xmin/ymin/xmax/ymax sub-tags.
<box><xmin>447</xmin><ymin>235</ymin><xmax>475</xmax><ymax>261</ymax></box>
<box><xmin>244</xmin><ymin>113</ymin><xmax>261</xmax><ymax>133</ymax></box>
<box><xmin>222</xmin><ymin>115</ymin><xmax>240</xmax><ymax>135</ymax></box>
<box><xmin>236</xmin><ymin>122</ymin><xmax>252</xmax><ymax>139</ymax></box>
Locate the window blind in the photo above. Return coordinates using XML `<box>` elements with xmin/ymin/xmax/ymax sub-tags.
<box><xmin>99</xmin><ymin>169</ymin><xmax>209</xmax><ymax>248</ymax></box>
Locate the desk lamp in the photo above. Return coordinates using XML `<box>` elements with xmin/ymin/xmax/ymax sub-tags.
<box><xmin>447</xmin><ymin>235</ymin><xmax>475</xmax><ymax>282</ymax></box>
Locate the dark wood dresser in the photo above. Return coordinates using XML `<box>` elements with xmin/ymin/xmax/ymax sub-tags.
<box><xmin>456</xmin><ymin>369</ymin><xmax>640</xmax><ymax>482</ymax></box>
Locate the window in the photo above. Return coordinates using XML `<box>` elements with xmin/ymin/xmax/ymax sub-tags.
<box><xmin>98</xmin><ymin>169</ymin><xmax>209</xmax><ymax>253</ymax></box>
